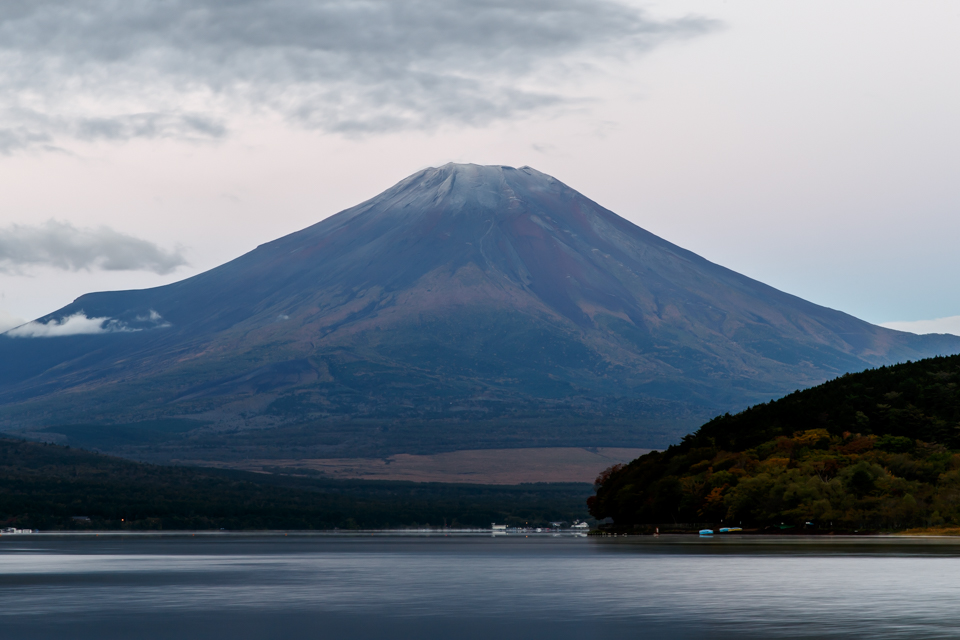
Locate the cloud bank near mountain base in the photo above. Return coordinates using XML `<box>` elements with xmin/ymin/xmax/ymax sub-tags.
<box><xmin>5</xmin><ymin>312</ymin><xmax>132</xmax><ymax>337</ymax></box>
<box><xmin>5</xmin><ymin>309</ymin><xmax>170</xmax><ymax>338</ymax></box>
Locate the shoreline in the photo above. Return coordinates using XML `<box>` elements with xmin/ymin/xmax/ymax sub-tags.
<box><xmin>5</xmin><ymin>529</ymin><xmax>960</xmax><ymax>540</ymax></box>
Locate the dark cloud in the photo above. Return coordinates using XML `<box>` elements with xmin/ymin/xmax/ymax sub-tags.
<box><xmin>72</xmin><ymin>112</ymin><xmax>228</xmax><ymax>142</ymax></box>
<box><xmin>0</xmin><ymin>0</ymin><xmax>716</xmax><ymax>148</ymax></box>
<box><xmin>0</xmin><ymin>220</ymin><xmax>187</xmax><ymax>274</ymax></box>
<box><xmin>0</xmin><ymin>108</ymin><xmax>227</xmax><ymax>154</ymax></box>
<box><xmin>0</xmin><ymin>126</ymin><xmax>56</xmax><ymax>155</ymax></box>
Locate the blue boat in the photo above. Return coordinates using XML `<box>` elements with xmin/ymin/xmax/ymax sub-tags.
<box><xmin>699</xmin><ymin>529</ymin><xmax>714</xmax><ymax>536</ymax></box>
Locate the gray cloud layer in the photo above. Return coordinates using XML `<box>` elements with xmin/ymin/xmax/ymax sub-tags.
<box><xmin>0</xmin><ymin>220</ymin><xmax>187</xmax><ymax>274</ymax></box>
<box><xmin>0</xmin><ymin>0</ymin><xmax>715</xmax><ymax>150</ymax></box>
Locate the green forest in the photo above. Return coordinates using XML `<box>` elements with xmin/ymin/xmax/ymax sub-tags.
<box><xmin>0</xmin><ymin>438</ymin><xmax>591</xmax><ymax>530</ymax></box>
<box><xmin>589</xmin><ymin>354</ymin><xmax>960</xmax><ymax>532</ymax></box>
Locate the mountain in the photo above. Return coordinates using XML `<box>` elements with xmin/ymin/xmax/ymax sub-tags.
<box><xmin>0</xmin><ymin>163</ymin><xmax>957</xmax><ymax>461</ymax></box>
<box><xmin>588</xmin><ymin>354</ymin><xmax>960</xmax><ymax>532</ymax></box>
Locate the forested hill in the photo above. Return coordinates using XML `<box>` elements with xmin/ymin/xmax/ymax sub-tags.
<box><xmin>689</xmin><ymin>355</ymin><xmax>960</xmax><ymax>450</ymax></box>
<box><xmin>589</xmin><ymin>354</ymin><xmax>960</xmax><ymax>531</ymax></box>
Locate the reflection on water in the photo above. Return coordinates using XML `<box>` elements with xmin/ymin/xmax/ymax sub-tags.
<box><xmin>2</xmin><ymin>534</ymin><xmax>960</xmax><ymax>639</ymax></box>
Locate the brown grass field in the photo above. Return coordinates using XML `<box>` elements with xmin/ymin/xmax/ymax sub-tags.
<box><xmin>188</xmin><ymin>447</ymin><xmax>652</xmax><ymax>484</ymax></box>
<box><xmin>900</xmin><ymin>527</ymin><xmax>960</xmax><ymax>536</ymax></box>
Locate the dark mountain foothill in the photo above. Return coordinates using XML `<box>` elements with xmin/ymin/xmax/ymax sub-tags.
<box><xmin>589</xmin><ymin>354</ymin><xmax>960</xmax><ymax>532</ymax></box>
<box><xmin>0</xmin><ymin>163</ymin><xmax>958</xmax><ymax>462</ymax></box>
<box><xmin>0</xmin><ymin>437</ymin><xmax>592</xmax><ymax>530</ymax></box>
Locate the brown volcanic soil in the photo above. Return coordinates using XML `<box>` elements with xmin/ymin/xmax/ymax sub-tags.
<box><xmin>185</xmin><ymin>447</ymin><xmax>651</xmax><ymax>484</ymax></box>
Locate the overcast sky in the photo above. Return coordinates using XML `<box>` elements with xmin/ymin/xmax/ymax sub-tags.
<box><xmin>1</xmin><ymin>0</ymin><xmax>958</xmax><ymax>334</ymax></box>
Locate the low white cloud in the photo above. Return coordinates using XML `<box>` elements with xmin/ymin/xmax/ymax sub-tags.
<box><xmin>4</xmin><ymin>309</ymin><xmax>169</xmax><ymax>337</ymax></box>
<box><xmin>881</xmin><ymin>316</ymin><xmax>960</xmax><ymax>337</ymax></box>
<box><xmin>135</xmin><ymin>309</ymin><xmax>171</xmax><ymax>328</ymax></box>
<box><xmin>6</xmin><ymin>312</ymin><xmax>134</xmax><ymax>337</ymax></box>
<box><xmin>0</xmin><ymin>220</ymin><xmax>187</xmax><ymax>274</ymax></box>
<box><xmin>0</xmin><ymin>309</ymin><xmax>25</xmax><ymax>333</ymax></box>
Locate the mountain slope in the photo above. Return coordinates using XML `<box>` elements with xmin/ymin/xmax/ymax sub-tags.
<box><xmin>0</xmin><ymin>163</ymin><xmax>957</xmax><ymax>459</ymax></box>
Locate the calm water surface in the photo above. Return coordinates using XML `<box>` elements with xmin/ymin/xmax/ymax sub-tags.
<box><xmin>2</xmin><ymin>533</ymin><xmax>960</xmax><ymax>639</ymax></box>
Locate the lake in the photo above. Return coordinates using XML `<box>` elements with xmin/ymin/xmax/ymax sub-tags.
<box><xmin>3</xmin><ymin>533</ymin><xmax>960</xmax><ymax>639</ymax></box>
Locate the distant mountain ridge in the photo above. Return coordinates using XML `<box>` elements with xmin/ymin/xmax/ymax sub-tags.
<box><xmin>0</xmin><ymin>163</ymin><xmax>957</xmax><ymax>460</ymax></box>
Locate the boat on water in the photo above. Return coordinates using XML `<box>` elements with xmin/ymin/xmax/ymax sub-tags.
<box><xmin>699</xmin><ymin>529</ymin><xmax>713</xmax><ymax>536</ymax></box>
<box><xmin>719</xmin><ymin>527</ymin><xmax>743</xmax><ymax>533</ymax></box>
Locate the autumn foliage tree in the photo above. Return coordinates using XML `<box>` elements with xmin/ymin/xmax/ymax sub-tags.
<box><xmin>590</xmin><ymin>355</ymin><xmax>960</xmax><ymax>531</ymax></box>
